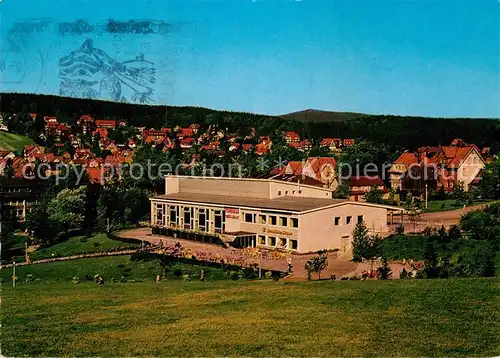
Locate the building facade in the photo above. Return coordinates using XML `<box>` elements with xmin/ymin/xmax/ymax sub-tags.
<box><xmin>150</xmin><ymin>176</ymin><xmax>401</xmax><ymax>255</ymax></box>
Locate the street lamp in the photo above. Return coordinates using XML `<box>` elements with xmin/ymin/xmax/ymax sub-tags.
<box><xmin>12</xmin><ymin>261</ymin><xmax>16</xmax><ymax>288</ymax></box>
<box><xmin>258</xmin><ymin>251</ymin><xmax>262</xmax><ymax>279</ymax></box>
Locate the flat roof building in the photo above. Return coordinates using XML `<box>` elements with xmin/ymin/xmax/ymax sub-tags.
<box><xmin>150</xmin><ymin>176</ymin><xmax>402</xmax><ymax>255</ymax></box>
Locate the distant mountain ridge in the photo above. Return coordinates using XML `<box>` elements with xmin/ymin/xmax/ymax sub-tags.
<box><xmin>279</xmin><ymin>109</ymin><xmax>368</xmax><ymax>123</ymax></box>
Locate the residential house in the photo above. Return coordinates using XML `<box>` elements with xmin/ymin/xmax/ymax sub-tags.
<box><xmin>78</xmin><ymin>114</ymin><xmax>95</xmax><ymax>133</ymax></box>
<box><xmin>229</xmin><ymin>143</ymin><xmax>241</xmax><ymax>152</ymax></box>
<box><xmin>389</xmin><ymin>139</ymin><xmax>486</xmax><ymax>194</ymax></box>
<box><xmin>23</xmin><ymin>145</ymin><xmax>45</xmax><ymax>160</ymax></box>
<box><xmin>347</xmin><ymin>175</ymin><xmax>388</xmax><ymax>202</ymax></box>
<box><xmin>302</xmin><ymin>157</ymin><xmax>338</xmax><ymax>189</ymax></box>
<box><xmin>180</xmin><ymin>137</ymin><xmax>195</xmax><ymax>149</ymax></box>
<box><xmin>320</xmin><ymin>138</ymin><xmax>342</xmax><ymax>152</ymax></box>
<box><xmin>298</xmin><ymin>139</ymin><xmax>312</xmax><ymax>152</ymax></box>
<box><xmin>343</xmin><ymin>139</ymin><xmax>355</xmax><ymax>147</ymax></box>
<box><xmin>284</xmin><ymin>131</ymin><xmax>300</xmax><ymax>145</ymax></box>
<box><xmin>271</xmin><ymin>157</ymin><xmax>338</xmax><ymax>190</ymax></box>
<box><xmin>189</xmin><ymin>123</ymin><xmax>201</xmax><ymax>134</ymax></box>
<box><xmin>93</xmin><ymin>128</ymin><xmax>108</xmax><ymax>139</ymax></box>
<box><xmin>177</xmin><ymin>127</ymin><xmax>194</xmax><ymax>140</ymax></box>
<box><xmin>255</xmin><ymin>143</ymin><xmax>270</xmax><ymax>156</ymax></box>
<box><xmin>95</xmin><ymin>119</ymin><xmax>119</xmax><ymax>129</ymax></box>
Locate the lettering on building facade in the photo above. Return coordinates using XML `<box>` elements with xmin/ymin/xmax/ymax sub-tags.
<box><xmin>225</xmin><ymin>208</ymin><xmax>240</xmax><ymax>219</ymax></box>
<box><xmin>262</xmin><ymin>228</ymin><xmax>293</xmax><ymax>236</ymax></box>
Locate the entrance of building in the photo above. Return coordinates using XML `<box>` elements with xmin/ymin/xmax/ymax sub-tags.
<box><xmin>233</xmin><ymin>235</ymin><xmax>257</xmax><ymax>248</ymax></box>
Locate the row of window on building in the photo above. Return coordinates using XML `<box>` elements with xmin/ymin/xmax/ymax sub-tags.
<box><xmin>257</xmin><ymin>235</ymin><xmax>298</xmax><ymax>250</ymax></box>
<box><xmin>242</xmin><ymin>212</ymin><xmax>299</xmax><ymax>228</ymax></box>
<box><xmin>334</xmin><ymin>215</ymin><xmax>364</xmax><ymax>227</ymax></box>
<box><xmin>155</xmin><ymin>204</ymin><xmax>226</xmax><ymax>233</ymax></box>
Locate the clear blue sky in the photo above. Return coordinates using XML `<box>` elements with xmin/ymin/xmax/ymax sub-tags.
<box><xmin>1</xmin><ymin>0</ymin><xmax>498</xmax><ymax>117</ymax></box>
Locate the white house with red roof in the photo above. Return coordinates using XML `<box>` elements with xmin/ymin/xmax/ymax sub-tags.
<box><xmin>320</xmin><ymin>138</ymin><xmax>343</xmax><ymax>152</ymax></box>
<box><xmin>389</xmin><ymin>139</ymin><xmax>486</xmax><ymax>194</ymax></box>
<box><xmin>284</xmin><ymin>131</ymin><xmax>301</xmax><ymax>145</ymax></box>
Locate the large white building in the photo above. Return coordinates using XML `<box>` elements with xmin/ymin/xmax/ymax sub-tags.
<box><xmin>150</xmin><ymin>176</ymin><xmax>402</xmax><ymax>254</ymax></box>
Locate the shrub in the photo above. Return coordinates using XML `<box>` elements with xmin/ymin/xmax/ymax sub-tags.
<box><xmin>264</xmin><ymin>271</ymin><xmax>273</xmax><ymax>280</ymax></box>
<box><xmin>415</xmin><ymin>270</ymin><xmax>426</xmax><ymax>279</ymax></box>
<box><xmin>377</xmin><ymin>258</ymin><xmax>392</xmax><ymax>280</ymax></box>
<box><xmin>229</xmin><ymin>271</ymin><xmax>241</xmax><ymax>280</ymax></box>
<box><xmin>173</xmin><ymin>269</ymin><xmax>183</xmax><ymax>278</ymax></box>
<box><xmin>25</xmin><ymin>274</ymin><xmax>37</xmax><ymax>283</ymax></box>
<box><xmin>271</xmin><ymin>271</ymin><xmax>283</xmax><ymax>281</ymax></box>
<box><xmin>305</xmin><ymin>252</ymin><xmax>329</xmax><ymax>279</ymax></box>
<box><xmin>80</xmin><ymin>237</ymin><xmax>88</xmax><ymax>243</ymax></box>
<box><xmin>242</xmin><ymin>267</ymin><xmax>258</xmax><ymax>279</ymax></box>
<box><xmin>92</xmin><ymin>242</ymin><xmax>100</xmax><ymax>248</ymax></box>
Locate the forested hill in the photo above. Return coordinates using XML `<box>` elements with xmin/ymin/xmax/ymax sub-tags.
<box><xmin>279</xmin><ymin>109</ymin><xmax>367</xmax><ymax>123</ymax></box>
<box><xmin>1</xmin><ymin>93</ymin><xmax>499</xmax><ymax>152</ymax></box>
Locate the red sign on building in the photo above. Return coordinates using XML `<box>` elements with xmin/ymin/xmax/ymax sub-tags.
<box><xmin>225</xmin><ymin>208</ymin><xmax>240</xmax><ymax>219</ymax></box>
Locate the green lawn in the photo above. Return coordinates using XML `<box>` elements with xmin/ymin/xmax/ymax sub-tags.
<box><xmin>422</xmin><ymin>199</ymin><xmax>490</xmax><ymax>213</ymax></box>
<box><xmin>30</xmin><ymin>233</ymin><xmax>140</xmax><ymax>260</ymax></box>
<box><xmin>1</xmin><ymin>256</ymin><xmax>230</xmax><ymax>284</ymax></box>
<box><xmin>0</xmin><ymin>131</ymin><xmax>34</xmax><ymax>152</ymax></box>
<box><xmin>2</xmin><ymin>276</ymin><xmax>498</xmax><ymax>357</ymax></box>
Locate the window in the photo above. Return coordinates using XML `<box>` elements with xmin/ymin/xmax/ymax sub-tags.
<box><xmin>156</xmin><ymin>204</ymin><xmax>164</xmax><ymax>225</ymax></box>
<box><xmin>278</xmin><ymin>191</ymin><xmax>282</xmax><ymax>196</ymax></box>
<box><xmin>334</xmin><ymin>217</ymin><xmax>341</xmax><ymax>226</ymax></box>
<box><xmin>269</xmin><ymin>215</ymin><xmax>277</xmax><ymax>225</ymax></box>
<box><xmin>290</xmin><ymin>239</ymin><xmax>298</xmax><ymax>250</ymax></box>
<box><xmin>357</xmin><ymin>215</ymin><xmax>364</xmax><ymax>224</ymax></box>
<box><xmin>169</xmin><ymin>205</ymin><xmax>178</xmax><ymax>225</ymax></box>
<box><xmin>244</xmin><ymin>213</ymin><xmax>254</xmax><ymax>223</ymax></box>
<box><xmin>258</xmin><ymin>235</ymin><xmax>266</xmax><ymax>245</ymax></box>
<box><xmin>269</xmin><ymin>237</ymin><xmax>277</xmax><ymax>246</ymax></box>
<box><xmin>279</xmin><ymin>238</ymin><xmax>287</xmax><ymax>248</ymax></box>
<box><xmin>184</xmin><ymin>207</ymin><xmax>192</xmax><ymax>229</ymax></box>
<box><xmin>290</xmin><ymin>217</ymin><xmax>298</xmax><ymax>228</ymax></box>
<box><xmin>298</xmin><ymin>190</ymin><xmax>302</xmax><ymax>194</ymax></box>
<box><xmin>259</xmin><ymin>214</ymin><xmax>267</xmax><ymax>224</ymax></box>
<box><xmin>346</xmin><ymin>216</ymin><xmax>352</xmax><ymax>225</ymax></box>
<box><xmin>198</xmin><ymin>209</ymin><xmax>207</xmax><ymax>231</ymax></box>
<box><xmin>285</xmin><ymin>190</ymin><xmax>288</xmax><ymax>195</ymax></box>
<box><xmin>279</xmin><ymin>216</ymin><xmax>288</xmax><ymax>227</ymax></box>
<box><xmin>214</xmin><ymin>210</ymin><xmax>225</xmax><ymax>233</ymax></box>
<box><xmin>292</xmin><ymin>190</ymin><xmax>296</xmax><ymax>194</ymax></box>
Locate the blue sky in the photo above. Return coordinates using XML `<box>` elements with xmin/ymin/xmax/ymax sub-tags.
<box><xmin>1</xmin><ymin>0</ymin><xmax>498</xmax><ymax>117</ymax></box>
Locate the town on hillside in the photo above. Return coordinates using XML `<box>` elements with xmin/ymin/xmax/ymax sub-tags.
<box><xmin>1</xmin><ymin>109</ymin><xmax>496</xmax><ymax>225</ymax></box>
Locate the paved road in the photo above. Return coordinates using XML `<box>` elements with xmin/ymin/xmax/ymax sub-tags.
<box><xmin>403</xmin><ymin>203</ymin><xmax>489</xmax><ymax>232</ymax></box>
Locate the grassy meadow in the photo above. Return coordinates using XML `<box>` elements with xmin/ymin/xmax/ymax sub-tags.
<box><xmin>2</xmin><ymin>275</ymin><xmax>499</xmax><ymax>357</ymax></box>
<box><xmin>0</xmin><ymin>131</ymin><xmax>34</xmax><ymax>152</ymax></box>
<box><xmin>2</xmin><ymin>256</ymin><xmax>230</xmax><ymax>284</ymax></box>
<box><xmin>30</xmin><ymin>233</ymin><xmax>140</xmax><ymax>260</ymax></box>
